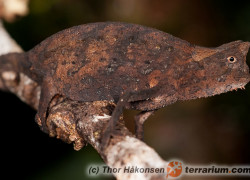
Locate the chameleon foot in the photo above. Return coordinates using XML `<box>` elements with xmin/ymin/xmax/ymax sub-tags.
<box><xmin>135</xmin><ymin>111</ymin><xmax>154</xmax><ymax>140</ymax></box>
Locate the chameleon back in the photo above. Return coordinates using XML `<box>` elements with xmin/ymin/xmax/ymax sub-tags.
<box><xmin>28</xmin><ymin>22</ymin><xmax>192</xmax><ymax>103</ymax></box>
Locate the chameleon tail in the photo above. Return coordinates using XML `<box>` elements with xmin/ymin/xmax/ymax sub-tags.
<box><xmin>0</xmin><ymin>52</ymin><xmax>29</xmax><ymax>73</ymax></box>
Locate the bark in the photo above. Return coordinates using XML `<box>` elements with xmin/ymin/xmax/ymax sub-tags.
<box><xmin>0</xmin><ymin>21</ymin><xmax>168</xmax><ymax>180</ymax></box>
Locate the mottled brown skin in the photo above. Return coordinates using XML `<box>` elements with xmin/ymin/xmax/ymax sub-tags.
<box><xmin>0</xmin><ymin>22</ymin><xmax>250</xmax><ymax>142</ymax></box>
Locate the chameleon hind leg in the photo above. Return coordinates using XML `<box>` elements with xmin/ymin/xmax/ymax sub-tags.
<box><xmin>135</xmin><ymin>111</ymin><xmax>154</xmax><ymax>140</ymax></box>
<box><xmin>35</xmin><ymin>78</ymin><xmax>57</xmax><ymax>134</ymax></box>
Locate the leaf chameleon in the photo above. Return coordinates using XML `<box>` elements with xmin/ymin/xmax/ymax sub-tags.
<box><xmin>0</xmin><ymin>22</ymin><xmax>249</xmax><ymax>147</ymax></box>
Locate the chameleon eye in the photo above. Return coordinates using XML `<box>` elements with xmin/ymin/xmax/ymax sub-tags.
<box><xmin>227</xmin><ymin>56</ymin><xmax>237</xmax><ymax>63</ymax></box>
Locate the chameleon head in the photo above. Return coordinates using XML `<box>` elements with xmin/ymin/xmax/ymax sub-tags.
<box><xmin>188</xmin><ymin>40</ymin><xmax>250</xmax><ymax>99</ymax></box>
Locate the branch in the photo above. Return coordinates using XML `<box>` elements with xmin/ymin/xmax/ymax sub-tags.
<box><xmin>0</xmin><ymin>21</ymin><xmax>168</xmax><ymax>180</ymax></box>
<box><xmin>0</xmin><ymin>20</ymin><xmax>40</xmax><ymax>109</ymax></box>
<box><xmin>0</xmin><ymin>0</ymin><xmax>29</xmax><ymax>22</ymax></box>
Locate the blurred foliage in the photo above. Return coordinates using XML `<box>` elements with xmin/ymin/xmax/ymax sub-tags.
<box><xmin>1</xmin><ymin>0</ymin><xmax>250</xmax><ymax>180</ymax></box>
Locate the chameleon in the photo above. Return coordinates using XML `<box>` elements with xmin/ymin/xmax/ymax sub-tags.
<box><xmin>0</xmin><ymin>22</ymin><xmax>249</xmax><ymax>147</ymax></box>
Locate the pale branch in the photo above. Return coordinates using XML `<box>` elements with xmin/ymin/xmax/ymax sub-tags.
<box><xmin>0</xmin><ymin>21</ymin><xmax>168</xmax><ymax>180</ymax></box>
<box><xmin>0</xmin><ymin>0</ymin><xmax>29</xmax><ymax>22</ymax></box>
<box><xmin>0</xmin><ymin>20</ymin><xmax>40</xmax><ymax>109</ymax></box>
<box><xmin>47</xmin><ymin>98</ymin><xmax>167</xmax><ymax>180</ymax></box>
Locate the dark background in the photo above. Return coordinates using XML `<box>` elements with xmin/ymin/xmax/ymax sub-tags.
<box><xmin>1</xmin><ymin>0</ymin><xmax>250</xmax><ymax>179</ymax></box>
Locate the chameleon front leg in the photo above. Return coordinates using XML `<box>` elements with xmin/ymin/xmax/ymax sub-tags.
<box><xmin>135</xmin><ymin>111</ymin><xmax>154</xmax><ymax>140</ymax></box>
<box><xmin>101</xmin><ymin>92</ymin><xmax>131</xmax><ymax>150</ymax></box>
<box><xmin>35</xmin><ymin>77</ymin><xmax>57</xmax><ymax>134</ymax></box>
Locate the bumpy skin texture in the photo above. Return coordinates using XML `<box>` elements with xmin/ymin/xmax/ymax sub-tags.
<box><xmin>1</xmin><ymin>22</ymin><xmax>250</xmax><ymax>133</ymax></box>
